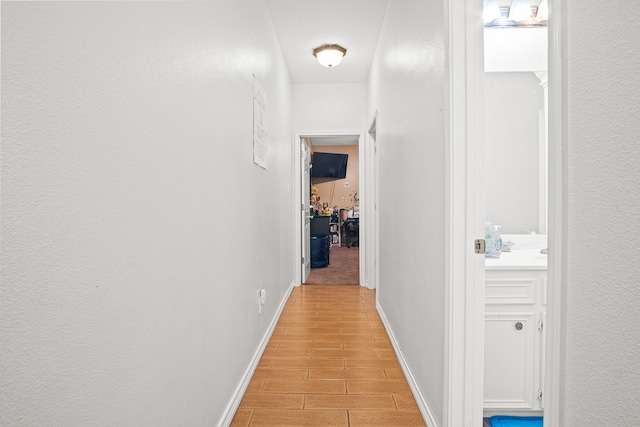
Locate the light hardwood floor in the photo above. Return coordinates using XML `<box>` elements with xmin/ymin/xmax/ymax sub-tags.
<box><xmin>230</xmin><ymin>285</ymin><xmax>426</xmax><ymax>426</ymax></box>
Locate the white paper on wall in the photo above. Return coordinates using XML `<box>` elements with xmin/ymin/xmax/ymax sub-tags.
<box><xmin>253</xmin><ymin>75</ymin><xmax>268</xmax><ymax>169</ymax></box>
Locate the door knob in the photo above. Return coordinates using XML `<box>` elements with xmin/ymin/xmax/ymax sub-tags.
<box><xmin>515</xmin><ymin>322</ymin><xmax>523</xmax><ymax>330</ymax></box>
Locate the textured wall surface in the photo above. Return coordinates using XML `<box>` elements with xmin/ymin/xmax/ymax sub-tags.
<box><xmin>368</xmin><ymin>0</ymin><xmax>446</xmax><ymax>424</ymax></box>
<box><xmin>0</xmin><ymin>2</ymin><xmax>293</xmax><ymax>425</ymax></box>
<box><xmin>562</xmin><ymin>1</ymin><xmax>640</xmax><ymax>425</ymax></box>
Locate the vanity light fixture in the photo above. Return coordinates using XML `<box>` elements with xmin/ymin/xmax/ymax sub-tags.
<box><xmin>484</xmin><ymin>0</ymin><xmax>548</xmax><ymax>28</ymax></box>
<box><xmin>313</xmin><ymin>44</ymin><xmax>347</xmax><ymax>68</ymax></box>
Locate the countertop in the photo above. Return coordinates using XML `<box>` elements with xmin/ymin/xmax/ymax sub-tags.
<box><xmin>484</xmin><ymin>234</ymin><xmax>548</xmax><ymax>270</ymax></box>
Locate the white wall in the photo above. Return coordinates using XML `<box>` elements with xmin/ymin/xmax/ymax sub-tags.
<box><xmin>292</xmin><ymin>83</ymin><xmax>368</xmax><ymax>287</ymax></box>
<box><xmin>0</xmin><ymin>2</ymin><xmax>293</xmax><ymax>426</ymax></box>
<box><xmin>368</xmin><ymin>0</ymin><xmax>446</xmax><ymax>424</ymax></box>
<box><xmin>485</xmin><ymin>72</ymin><xmax>544</xmax><ymax>233</ymax></box>
<box><xmin>561</xmin><ymin>1</ymin><xmax>640</xmax><ymax>425</ymax></box>
<box><xmin>293</xmin><ymin>83</ymin><xmax>368</xmax><ymax>131</ymax></box>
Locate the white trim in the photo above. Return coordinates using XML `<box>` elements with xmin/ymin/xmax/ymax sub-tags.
<box><xmin>300</xmin><ymin>137</ymin><xmax>311</xmax><ymax>283</ymax></box>
<box><xmin>293</xmin><ymin>134</ymin><xmax>303</xmax><ymax>286</ymax></box>
<box><xmin>534</xmin><ymin>71</ymin><xmax>549</xmax><ymax>235</ymax></box>
<box><xmin>542</xmin><ymin>0</ymin><xmax>567</xmax><ymax>425</ymax></box>
<box><xmin>443</xmin><ymin>0</ymin><xmax>485</xmax><ymax>425</ymax></box>
<box><xmin>218</xmin><ymin>281</ymin><xmax>295</xmax><ymax>427</ymax></box>
<box><xmin>366</xmin><ymin>112</ymin><xmax>379</xmax><ymax>291</ymax></box>
<box><xmin>377</xmin><ymin>303</ymin><xmax>439</xmax><ymax>427</ymax></box>
<box><xmin>358</xmin><ymin>132</ymin><xmax>366</xmax><ymax>287</ymax></box>
<box><xmin>538</xmin><ymin>107</ymin><xmax>547</xmax><ymax>235</ymax></box>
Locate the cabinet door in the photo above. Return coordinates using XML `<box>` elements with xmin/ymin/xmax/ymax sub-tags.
<box><xmin>484</xmin><ymin>312</ymin><xmax>536</xmax><ymax>409</ymax></box>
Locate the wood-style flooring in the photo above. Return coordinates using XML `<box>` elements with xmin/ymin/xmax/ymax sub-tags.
<box><xmin>230</xmin><ymin>285</ymin><xmax>426</xmax><ymax>426</ymax></box>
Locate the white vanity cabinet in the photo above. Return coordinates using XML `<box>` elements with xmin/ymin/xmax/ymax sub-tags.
<box><xmin>483</xmin><ymin>266</ymin><xmax>547</xmax><ymax>413</ymax></box>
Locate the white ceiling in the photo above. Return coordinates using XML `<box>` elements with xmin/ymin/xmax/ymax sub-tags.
<box><xmin>265</xmin><ymin>0</ymin><xmax>389</xmax><ymax>84</ymax></box>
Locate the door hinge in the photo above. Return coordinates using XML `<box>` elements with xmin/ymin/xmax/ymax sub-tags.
<box><xmin>538</xmin><ymin>320</ymin><xmax>544</xmax><ymax>332</ymax></box>
<box><xmin>537</xmin><ymin>389</ymin><xmax>543</xmax><ymax>401</ymax></box>
<box><xmin>474</xmin><ymin>239</ymin><xmax>486</xmax><ymax>254</ymax></box>
<box><xmin>301</xmin><ymin>203</ymin><xmax>305</xmax><ymax>211</ymax></box>
<box><xmin>301</xmin><ymin>256</ymin><xmax>305</xmax><ymax>265</ymax></box>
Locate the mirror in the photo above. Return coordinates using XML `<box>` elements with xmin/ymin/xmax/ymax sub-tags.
<box><xmin>484</xmin><ymin>26</ymin><xmax>548</xmax><ymax>234</ymax></box>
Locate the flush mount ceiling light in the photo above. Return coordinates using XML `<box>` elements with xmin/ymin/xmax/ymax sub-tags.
<box><xmin>313</xmin><ymin>44</ymin><xmax>347</xmax><ymax>68</ymax></box>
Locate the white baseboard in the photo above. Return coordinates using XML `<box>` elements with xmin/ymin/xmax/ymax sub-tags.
<box><xmin>377</xmin><ymin>303</ymin><xmax>440</xmax><ymax>427</ymax></box>
<box><xmin>218</xmin><ymin>281</ymin><xmax>295</xmax><ymax>427</ymax></box>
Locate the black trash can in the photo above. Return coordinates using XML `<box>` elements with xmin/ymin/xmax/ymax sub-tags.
<box><xmin>310</xmin><ymin>236</ymin><xmax>329</xmax><ymax>268</ymax></box>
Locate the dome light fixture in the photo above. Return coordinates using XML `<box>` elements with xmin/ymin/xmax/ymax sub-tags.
<box><xmin>313</xmin><ymin>44</ymin><xmax>347</xmax><ymax>68</ymax></box>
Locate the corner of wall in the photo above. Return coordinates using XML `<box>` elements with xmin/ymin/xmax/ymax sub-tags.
<box><xmin>376</xmin><ymin>302</ymin><xmax>440</xmax><ymax>427</ymax></box>
<box><xmin>218</xmin><ymin>282</ymin><xmax>295</xmax><ymax>427</ymax></box>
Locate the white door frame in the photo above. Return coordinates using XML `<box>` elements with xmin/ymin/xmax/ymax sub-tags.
<box><xmin>446</xmin><ymin>0</ymin><xmax>566</xmax><ymax>425</ymax></box>
<box><xmin>301</xmin><ymin>138</ymin><xmax>311</xmax><ymax>283</ymax></box>
<box><xmin>541</xmin><ymin>1</ymin><xmax>566</xmax><ymax>425</ymax></box>
<box><xmin>366</xmin><ymin>114</ymin><xmax>379</xmax><ymax>292</ymax></box>
<box><xmin>292</xmin><ymin>131</ymin><xmax>367</xmax><ymax>287</ymax></box>
<box><xmin>444</xmin><ymin>0</ymin><xmax>486</xmax><ymax>424</ymax></box>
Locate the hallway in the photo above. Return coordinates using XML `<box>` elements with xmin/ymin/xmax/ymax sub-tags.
<box><xmin>3</xmin><ymin>2</ymin><xmax>637</xmax><ymax>426</ymax></box>
<box><xmin>231</xmin><ymin>285</ymin><xmax>426</xmax><ymax>426</ymax></box>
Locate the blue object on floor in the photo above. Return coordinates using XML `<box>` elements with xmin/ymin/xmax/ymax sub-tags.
<box><xmin>489</xmin><ymin>416</ymin><xmax>543</xmax><ymax>427</ymax></box>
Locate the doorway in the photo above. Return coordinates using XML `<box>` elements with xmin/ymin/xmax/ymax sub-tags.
<box><xmin>293</xmin><ymin>132</ymin><xmax>369</xmax><ymax>287</ymax></box>
<box><xmin>445</xmin><ymin>0</ymin><xmax>563</xmax><ymax>424</ymax></box>
<box><xmin>482</xmin><ymin>18</ymin><xmax>549</xmax><ymax>419</ymax></box>
<box><xmin>464</xmin><ymin>0</ymin><xmax>563</xmax><ymax>425</ymax></box>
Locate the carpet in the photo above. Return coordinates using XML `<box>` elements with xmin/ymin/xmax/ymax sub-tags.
<box><xmin>304</xmin><ymin>245</ymin><xmax>359</xmax><ymax>285</ymax></box>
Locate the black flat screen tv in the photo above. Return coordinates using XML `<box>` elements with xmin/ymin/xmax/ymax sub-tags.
<box><xmin>311</xmin><ymin>152</ymin><xmax>348</xmax><ymax>179</ymax></box>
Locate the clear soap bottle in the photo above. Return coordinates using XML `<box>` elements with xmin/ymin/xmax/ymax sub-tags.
<box><xmin>490</xmin><ymin>225</ymin><xmax>502</xmax><ymax>258</ymax></box>
<box><xmin>485</xmin><ymin>221</ymin><xmax>496</xmax><ymax>258</ymax></box>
